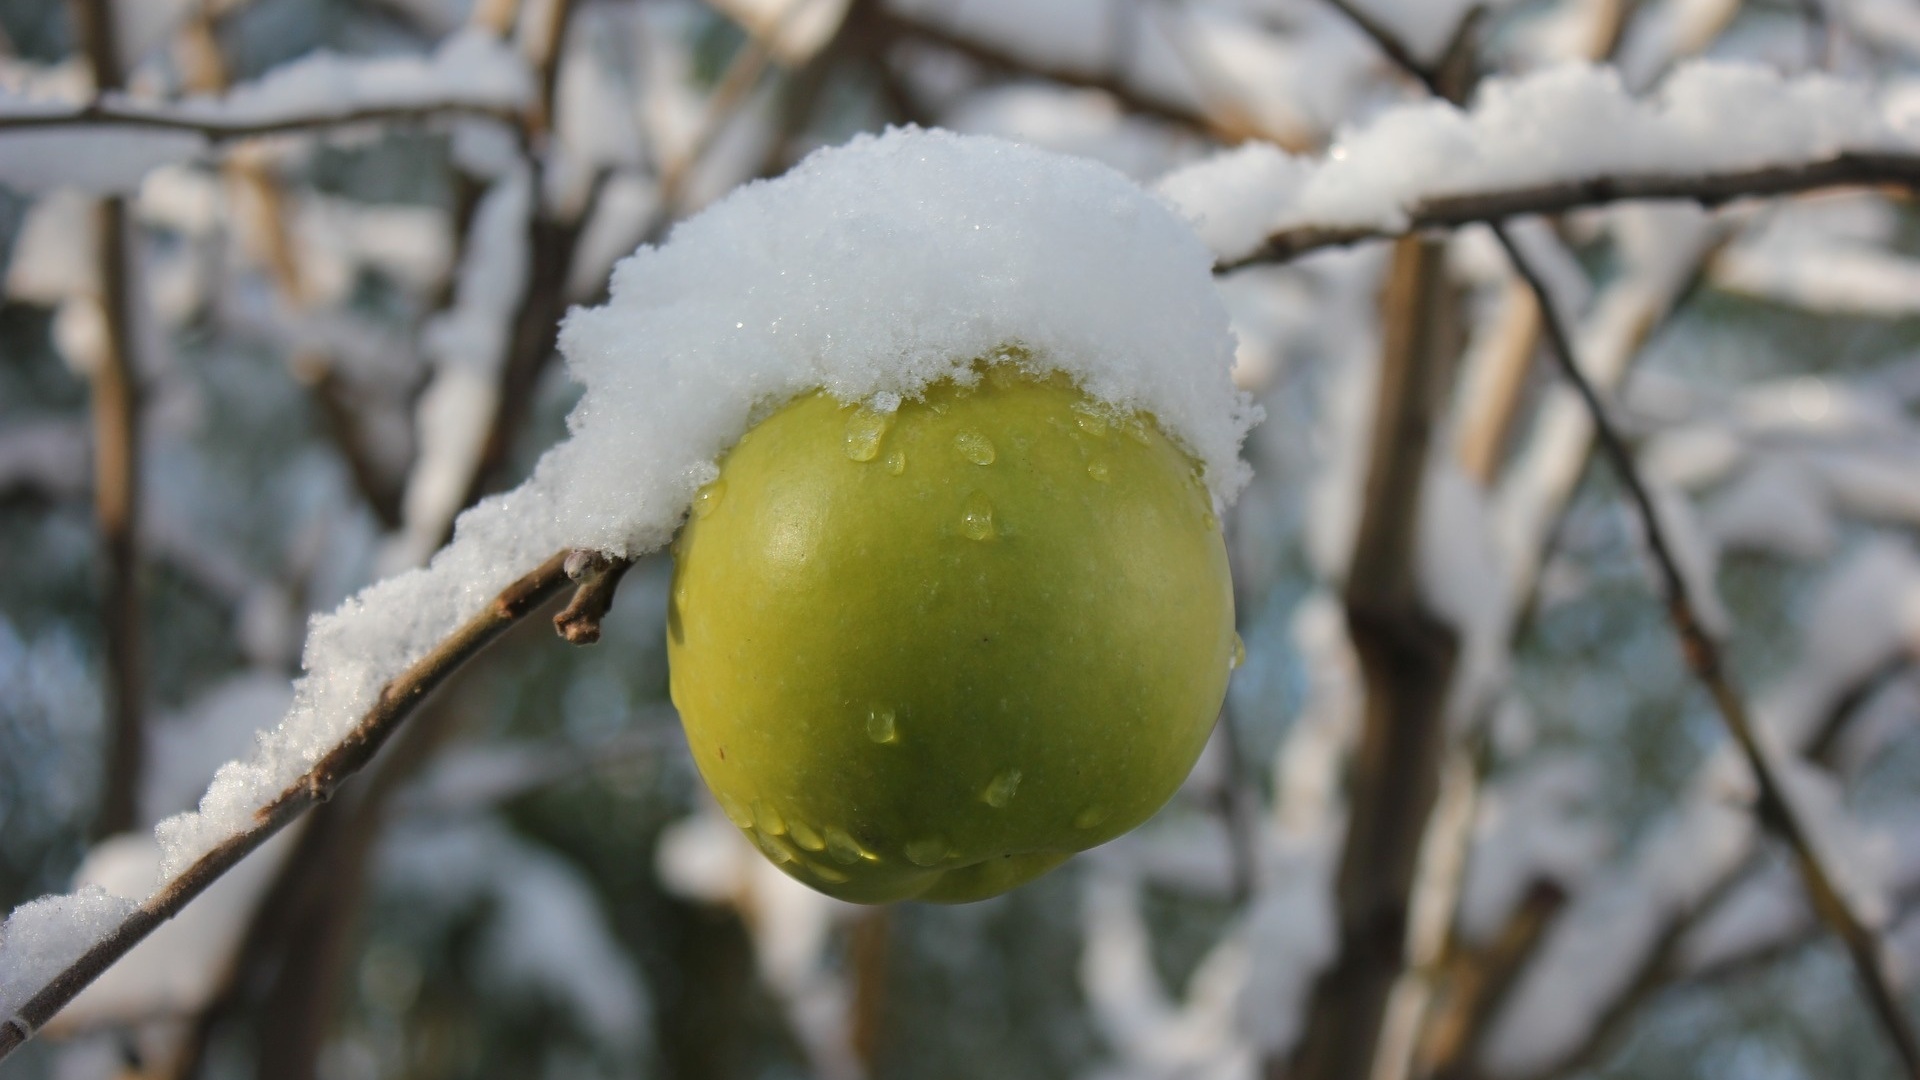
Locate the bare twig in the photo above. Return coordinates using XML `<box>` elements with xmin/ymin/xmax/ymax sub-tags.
<box><xmin>642</xmin><ymin>4</ymin><xmax>794</xmax><ymax>244</ymax></box>
<box><xmin>293</xmin><ymin>354</ymin><xmax>406</xmax><ymax>531</ymax></box>
<box><xmin>871</xmin><ymin>5</ymin><xmax>1310</xmax><ymax>151</ymax></box>
<box><xmin>0</xmin><ymin>550</ymin><xmax>581</xmax><ymax>1060</ymax></box>
<box><xmin>1221</xmin><ymin>152</ymin><xmax>1920</xmax><ymax>271</ymax></box>
<box><xmin>1420</xmin><ymin>881</ymin><xmax>1568</xmax><ymax>1080</ymax></box>
<box><xmin>553</xmin><ymin>552</ymin><xmax>635</xmax><ymax>645</ymax></box>
<box><xmin>1320</xmin><ymin>0</ymin><xmax>1450</xmax><ymax>98</ymax></box>
<box><xmin>448</xmin><ymin>0</ymin><xmax>594</xmax><ymax>516</ymax></box>
<box><xmin>1493</xmin><ymin>221</ymin><xmax>1920</xmax><ymax>1079</ymax></box>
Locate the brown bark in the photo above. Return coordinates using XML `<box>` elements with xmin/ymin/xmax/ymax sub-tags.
<box><xmin>65</xmin><ymin>0</ymin><xmax>145</xmax><ymax>841</ymax></box>
<box><xmin>1279</xmin><ymin>236</ymin><xmax>1465</xmax><ymax>1080</ymax></box>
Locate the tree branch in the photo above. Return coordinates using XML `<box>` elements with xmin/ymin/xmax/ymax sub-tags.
<box><xmin>0</xmin><ymin>99</ymin><xmax>518</xmax><ymax>140</ymax></box>
<box><xmin>65</xmin><ymin>0</ymin><xmax>146</xmax><ymax>842</ymax></box>
<box><xmin>1221</xmin><ymin>152</ymin><xmax>1920</xmax><ymax>271</ymax></box>
<box><xmin>1421</xmin><ymin>880</ymin><xmax>1568</xmax><ymax>1080</ymax></box>
<box><xmin>0</xmin><ymin>549</ymin><xmax>586</xmax><ymax>1060</ymax></box>
<box><xmin>1283</xmin><ymin>236</ymin><xmax>1465</xmax><ymax>1080</ymax></box>
<box><xmin>1494</xmin><ymin>221</ymin><xmax>1920</xmax><ymax>1079</ymax></box>
<box><xmin>871</xmin><ymin>5</ymin><xmax>1309</xmax><ymax>151</ymax></box>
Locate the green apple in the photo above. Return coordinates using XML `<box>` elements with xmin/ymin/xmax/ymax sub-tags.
<box><xmin>666</xmin><ymin>363</ymin><xmax>1236</xmax><ymax>903</ymax></box>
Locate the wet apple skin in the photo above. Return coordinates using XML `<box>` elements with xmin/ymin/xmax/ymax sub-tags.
<box><xmin>667</xmin><ymin>368</ymin><xmax>1236</xmax><ymax>904</ymax></box>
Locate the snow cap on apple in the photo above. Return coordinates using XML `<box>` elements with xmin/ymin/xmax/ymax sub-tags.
<box><xmin>552</xmin><ymin>128</ymin><xmax>1260</xmax><ymax>902</ymax></box>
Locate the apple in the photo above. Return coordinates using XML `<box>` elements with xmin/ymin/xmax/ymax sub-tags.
<box><xmin>666</xmin><ymin>364</ymin><xmax>1236</xmax><ymax>903</ymax></box>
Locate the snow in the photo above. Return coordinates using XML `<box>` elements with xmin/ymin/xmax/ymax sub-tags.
<box><xmin>378</xmin><ymin>819</ymin><xmax>651</xmax><ymax>1054</ymax></box>
<box><xmin>0</xmin><ymin>126</ymin><xmax>1252</xmax><ymax>1023</ymax></box>
<box><xmin>0</xmin><ymin>888</ymin><xmax>140</xmax><ymax>1036</ymax></box>
<box><xmin>1158</xmin><ymin>61</ymin><xmax>1917</xmax><ymax>265</ymax></box>
<box><xmin>48</xmin><ymin>830</ymin><xmax>300</xmax><ymax>1035</ymax></box>
<box><xmin>394</xmin><ymin>168</ymin><xmax>533</xmax><ymax>568</ymax></box>
<box><xmin>1705</xmin><ymin>456</ymin><xmax>1836</xmax><ymax>558</ymax></box>
<box><xmin>1482</xmin><ymin>792</ymin><xmax>1752</xmax><ymax>1077</ymax></box>
<box><xmin>1418</xmin><ymin>461</ymin><xmax>1513</xmax><ymax>721</ymax></box>
<box><xmin>1482</xmin><ymin>537</ymin><xmax>1920</xmax><ymax>1076</ymax></box>
<box><xmin>1458</xmin><ymin>756</ymin><xmax>1611</xmax><ymax>942</ymax></box>
<box><xmin>174</xmin><ymin>28</ymin><xmax>533</xmax><ymax>127</ymax></box>
<box><xmin>0</xmin><ymin>125</ymin><xmax>207</xmax><ymax>196</ymax></box>
<box><xmin>0</xmin><ymin>421</ymin><xmax>89</xmax><ymax>500</ymax></box>
<box><xmin>140</xmin><ymin>674</ymin><xmax>298</xmax><ymax>827</ymax></box>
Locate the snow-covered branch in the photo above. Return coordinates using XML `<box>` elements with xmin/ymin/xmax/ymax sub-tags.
<box><xmin>1228</xmin><ymin>151</ymin><xmax>1920</xmax><ymax>269</ymax></box>
<box><xmin>1159</xmin><ymin>62</ymin><xmax>1920</xmax><ymax>270</ymax></box>
<box><xmin>0</xmin><ymin>549</ymin><xmax>584</xmax><ymax>1060</ymax></box>
<box><xmin>0</xmin><ymin>26</ymin><xmax>529</xmax><ymax>193</ymax></box>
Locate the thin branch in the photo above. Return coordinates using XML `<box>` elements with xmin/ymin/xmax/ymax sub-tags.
<box><xmin>1493</xmin><ymin>221</ymin><xmax>1920</xmax><ymax>1079</ymax></box>
<box><xmin>1221</xmin><ymin>152</ymin><xmax>1920</xmax><ymax>271</ymax></box>
<box><xmin>1421</xmin><ymin>880</ymin><xmax>1569</xmax><ymax>1080</ymax></box>
<box><xmin>1320</xmin><ymin>0</ymin><xmax>1447</xmax><ymax>98</ymax></box>
<box><xmin>447</xmin><ymin>0</ymin><xmax>592</xmax><ymax>516</ymax></box>
<box><xmin>0</xmin><ymin>99</ymin><xmax>518</xmax><ymax>141</ymax></box>
<box><xmin>0</xmin><ymin>549</ymin><xmax>581</xmax><ymax>1060</ymax></box>
<box><xmin>1686</xmin><ymin>876</ymin><xmax>1920</xmax><ymax>990</ymax></box>
<box><xmin>293</xmin><ymin>353</ymin><xmax>405</xmax><ymax>531</ymax></box>
<box><xmin>871</xmin><ymin>5</ymin><xmax>1309</xmax><ymax>151</ymax></box>
<box><xmin>87</xmin><ymin>198</ymin><xmax>145</xmax><ymax>840</ymax></box>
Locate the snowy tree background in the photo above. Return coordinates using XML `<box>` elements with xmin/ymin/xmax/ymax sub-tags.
<box><xmin>3</xmin><ymin>0</ymin><xmax>1920</xmax><ymax>1078</ymax></box>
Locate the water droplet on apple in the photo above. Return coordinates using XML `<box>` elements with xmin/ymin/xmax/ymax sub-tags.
<box><xmin>844</xmin><ymin>408</ymin><xmax>890</xmax><ymax>462</ymax></box>
<box><xmin>905</xmin><ymin>836</ymin><xmax>950</xmax><ymax>866</ymax></box>
<box><xmin>954</xmin><ymin>430</ymin><xmax>996</xmax><ymax>465</ymax></box>
<box><xmin>1124</xmin><ymin>417</ymin><xmax>1152</xmax><ymax>445</ymax></box>
<box><xmin>1087</xmin><ymin>460</ymin><xmax>1110</xmax><ymax>483</ymax></box>
<box><xmin>825</xmin><ymin>826</ymin><xmax>875</xmax><ymax>865</ymax></box>
<box><xmin>982</xmin><ymin>768</ymin><xmax>1022</xmax><ymax>808</ymax></box>
<box><xmin>867</xmin><ymin>708</ymin><xmax>898</xmax><ymax>744</ymax></box>
<box><xmin>809</xmin><ymin>862</ymin><xmax>849</xmax><ymax>883</ymax></box>
<box><xmin>1072</xmin><ymin>405</ymin><xmax>1108</xmax><ymax>438</ymax></box>
<box><xmin>1230</xmin><ymin>633</ymin><xmax>1247</xmax><ymax>671</ymax></box>
<box><xmin>752</xmin><ymin>799</ymin><xmax>787</xmax><ymax>836</ymax></box>
<box><xmin>1074</xmin><ymin>805</ymin><xmax>1109</xmax><ymax>829</ymax></box>
<box><xmin>789</xmin><ymin>818</ymin><xmax>825</xmax><ymax>852</ymax></box>
<box><xmin>962</xmin><ymin>492</ymin><xmax>996</xmax><ymax>540</ymax></box>
<box><xmin>752</xmin><ymin>830</ymin><xmax>796</xmax><ymax>864</ymax></box>
<box><xmin>693</xmin><ymin>480</ymin><xmax>726</xmax><ymax>518</ymax></box>
<box><xmin>884</xmin><ymin>448</ymin><xmax>906</xmax><ymax>475</ymax></box>
<box><xmin>717</xmin><ymin>792</ymin><xmax>753</xmax><ymax>828</ymax></box>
